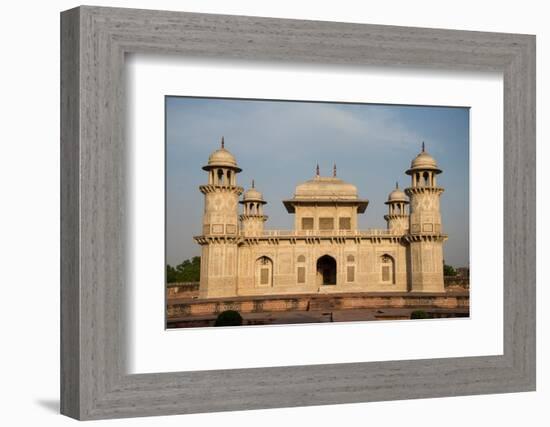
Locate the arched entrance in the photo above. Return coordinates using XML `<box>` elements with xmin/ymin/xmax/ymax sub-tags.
<box><xmin>317</xmin><ymin>255</ymin><xmax>337</xmax><ymax>285</ymax></box>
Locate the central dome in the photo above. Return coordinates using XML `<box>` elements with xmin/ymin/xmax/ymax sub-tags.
<box><xmin>294</xmin><ymin>176</ymin><xmax>358</xmax><ymax>200</ymax></box>
<box><xmin>283</xmin><ymin>171</ymin><xmax>369</xmax><ymax>214</ymax></box>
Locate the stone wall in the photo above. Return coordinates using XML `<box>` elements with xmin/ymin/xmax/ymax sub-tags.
<box><xmin>167</xmin><ymin>282</ymin><xmax>200</xmax><ymax>298</ymax></box>
<box><xmin>444</xmin><ymin>275</ymin><xmax>470</xmax><ymax>289</ymax></box>
<box><xmin>167</xmin><ymin>291</ymin><xmax>469</xmax><ymax>321</ymax></box>
<box><xmin>228</xmin><ymin>239</ymin><xmax>412</xmax><ymax>297</ymax></box>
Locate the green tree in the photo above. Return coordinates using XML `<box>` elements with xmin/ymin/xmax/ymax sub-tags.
<box><xmin>166</xmin><ymin>256</ymin><xmax>201</xmax><ymax>283</ymax></box>
<box><xmin>443</xmin><ymin>264</ymin><xmax>457</xmax><ymax>276</ymax></box>
<box><xmin>166</xmin><ymin>264</ymin><xmax>178</xmax><ymax>283</ymax></box>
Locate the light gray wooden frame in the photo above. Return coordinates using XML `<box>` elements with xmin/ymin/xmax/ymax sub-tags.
<box><xmin>60</xmin><ymin>5</ymin><xmax>536</xmax><ymax>420</ymax></box>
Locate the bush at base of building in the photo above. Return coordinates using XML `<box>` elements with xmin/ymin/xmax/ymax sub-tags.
<box><xmin>410</xmin><ymin>310</ymin><xmax>430</xmax><ymax>319</ymax></box>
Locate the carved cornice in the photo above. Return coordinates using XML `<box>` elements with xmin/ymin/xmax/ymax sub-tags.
<box><xmin>239</xmin><ymin>214</ymin><xmax>268</xmax><ymax>222</ymax></box>
<box><xmin>194</xmin><ymin>234</ymin><xmax>413</xmax><ymax>246</ymax></box>
<box><xmin>383</xmin><ymin>214</ymin><xmax>409</xmax><ymax>221</ymax></box>
<box><xmin>283</xmin><ymin>199</ymin><xmax>369</xmax><ymax>214</ymax></box>
<box><xmin>238</xmin><ymin>235</ymin><xmax>408</xmax><ymax>245</ymax></box>
<box><xmin>199</xmin><ymin>184</ymin><xmax>244</xmax><ymax>195</ymax></box>
<box><xmin>404</xmin><ymin>187</ymin><xmax>444</xmax><ymax>196</ymax></box>
<box><xmin>403</xmin><ymin>233</ymin><xmax>448</xmax><ymax>243</ymax></box>
<box><xmin>193</xmin><ymin>235</ymin><xmax>243</xmax><ymax>245</ymax></box>
<box><xmin>194</xmin><ymin>229</ymin><xmax>449</xmax><ymax>246</ymax></box>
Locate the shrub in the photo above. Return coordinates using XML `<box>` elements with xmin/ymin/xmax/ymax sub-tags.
<box><xmin>443</xmin><ymin>264</ymin><xmax>457</xmax><ymax>276</ymax></box>
<box><xmin>214</xmin><ymin>310</ymin><xmax>243</xmax><ymax>327</ymax></box>
<box><xmin>410</xmin><ymin>310</ymin><xmax>429</xmax><ymax>320</ymax></box>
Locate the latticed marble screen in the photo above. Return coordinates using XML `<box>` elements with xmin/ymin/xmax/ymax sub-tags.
<box><xmin>301</xmin><ymin>217</ymin><xmax>314</xmax><ymax>230</ymax></box>
<box><xmin>319</xmin><ymin>217</ymin><xmax>334</xmax><ymax>230</ymax></box>
<box><xmin>339</xmin><ymin>217</ymin><xmax>351</xmax><ymax>230</ymax></box>
<box><xmin>297</xmin><ymin>266</ymin><xmax>306</xmax><ymax>283</ymax></box>
<box><xmin>347</xmin><ymin>266</ymin><xmax>355</xmax><ymax>282</ymax></box>
<box><xmin>260</xmin><ymin>268</ymin><xmax>269</xmax><ymax>285</ymax></box>
<box><xmin>382</xmin><ymin>266</ymin><xmax>390</xmax><ymax>282</ymax></box>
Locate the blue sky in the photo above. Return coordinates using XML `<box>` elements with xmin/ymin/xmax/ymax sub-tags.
<box><xmin>166</xmin><ymin>97</ymin><xmax>469</xmax><ymax>268</ymax></box>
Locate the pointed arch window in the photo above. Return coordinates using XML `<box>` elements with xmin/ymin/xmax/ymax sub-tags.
<box><xmin>380</xmin><ymin>254</ymin><xmax>395</xmax><ymax>284</ymax></box>
<box><xmin>296</xmin><ymin>255</ymin><xmax>306</xmax><ymax>284</ymax></box>
<box><xmin>255</xmin><ymin>256</ymin><xmax>273</xmax><ymax>287</ymax></box>
<box><xmin>346</xmin><ymin>254</ymin><xmax>356</xmax><ymax>283</ymax></box>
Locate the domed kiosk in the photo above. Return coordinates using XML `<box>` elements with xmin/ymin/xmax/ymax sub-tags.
<box><xmin>239</xmin><ymin>180</ymin><xmax>268</xmax><ymax>237</ymax></box>
<box><xmin>283</xmin><ymin>164</ymin><xmax>368</xmax><ymax>234</ymax></box>
<box><xmin>384</xmin><ymin>182</ymin><xmax>409</xmax><ymax>234</ymax></box>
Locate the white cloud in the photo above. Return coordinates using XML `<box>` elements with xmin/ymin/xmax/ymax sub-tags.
<box><xmin>167</xmin><ymin>99</ymin><xmax>422</xmax><ymax>157</ymax></box>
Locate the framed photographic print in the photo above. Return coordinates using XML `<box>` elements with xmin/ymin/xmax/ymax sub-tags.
<box><xmin>164</xmin><ymin>97</ymin><xmax>471</xmax><ymax>330</ymax></box>
<box><xmin>61</xmin><ymin>6</ymin><xmax>535</xmax><ymax>420</ymax></box>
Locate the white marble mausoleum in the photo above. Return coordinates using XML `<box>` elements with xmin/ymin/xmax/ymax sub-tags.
<box><xmin>194</xmin><ymin>138</ymin><xmax>448</xmax><ymax>298</ymax></box>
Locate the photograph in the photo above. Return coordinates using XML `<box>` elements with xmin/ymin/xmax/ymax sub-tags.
<box><xmin>165</xmin><ymin>97</ymin><xmax>470</xmax><ymax>328</ymax></box>
<box><xmin>49</xmin><ymin>2</ymin><xmax>538</xmax><ymax>422</ymax></box>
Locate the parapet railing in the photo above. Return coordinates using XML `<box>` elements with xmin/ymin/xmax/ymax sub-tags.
<box><xmin>259</xmin><ymin>229</ymin><xmax>393</xmax><ymax>237</ymax></box>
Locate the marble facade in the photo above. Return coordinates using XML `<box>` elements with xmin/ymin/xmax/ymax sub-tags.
<box><xmin>194</xmin><ymin>138</ymin><xmax>447</xmax><ymax>298</ymax></box>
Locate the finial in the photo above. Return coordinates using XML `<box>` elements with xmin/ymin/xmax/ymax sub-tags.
<box><xmin>396</xmin><ymin>181</ymin><xmax>399</xmax><ymax>189</ymax></box>
<box><xmin>422</xmin><ymin>141</ymin><xmax>425</xmax><ymax>152</ymax></box>
<box><xmin>316</xmin><ymin>163</ymin><xmax>320</xmax><ymax>177</ymax></box>
<box><xmin>251</xmin><ymin>179</ymin><xmax>255</xmax><ymax>188</ymax></box>
<box><xmin>333</xmin><ymin>163</ymin><xmax>337</xmax><ymax>177</ymax></box>
<box><xmin>221</xmin><ymin>136</ymin><xmax>225</xmax><ymax>149</ymax></box>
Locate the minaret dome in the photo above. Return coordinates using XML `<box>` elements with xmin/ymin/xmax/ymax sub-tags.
<box><xmin>242</xmin><ymin>181</ymin><xmax>265</xmax><ymax>203</ymax></box>
<box><xmin>406</xmin><ymin>143</ymin><xmax>441</xmax><ymax>176</ymax></box>
<box><xmin>202</xmin><ymin>137</ymin><xmax>242</xmax><ymax>187</ymax></box>
<box><xmin>202</xmin><ymin>136</ymin><xmax>242</xmax><ymax>172</ymax></box>
<box><xmin>240</xmin><ymin>180</ymin><xmax>268</xmax><ymax>236</ymax></box>
<box><xmin>406</xmin><ymin>143</ymin><xmax>441</xmax><ymax>188</ymax></box>
<box><xmin>385</xmin><ymin>183</ymin><xmax>408</xmax><ymax>204</ymax></box>
<box><xmin>384</xmin><ymin>182</ymin><xmax>409</xmax><ymax>233</ymax></box>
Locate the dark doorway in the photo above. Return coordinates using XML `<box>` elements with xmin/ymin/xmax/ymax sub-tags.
<box><xmin>317</xmin><ymin>255</ymin><xmax>337</xmax><ymax>285</ymax></box>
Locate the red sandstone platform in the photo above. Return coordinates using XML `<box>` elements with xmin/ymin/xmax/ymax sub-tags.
<box><xmin>167</xmin><ymin>290</ymin><xmax>469</xmax><ymax>328</ymax></box>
